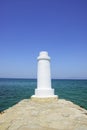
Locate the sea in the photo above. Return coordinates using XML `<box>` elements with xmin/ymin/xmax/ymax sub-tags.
<box><xmin>0</xmin><ymin>78</ymin><xmax>87</xmax><ymax>112</ymax></box>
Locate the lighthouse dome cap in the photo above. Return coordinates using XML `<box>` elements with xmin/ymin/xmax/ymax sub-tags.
<box><xmin>40</xmin><ymin>51</ymin><xmax>48</xmax><ymax>56</ymax></box>
<box><xmin>37</xmin><ymin>51</ymin><xmax>50</xmax><ymax>60</ymax></box>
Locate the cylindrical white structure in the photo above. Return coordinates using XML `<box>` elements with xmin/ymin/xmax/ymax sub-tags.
<box><xmin>37</xmin><ymin>51</ymin><xmax>51</xmax><ymax>89</ymax></box>
<box><xmin>32</xmin><ymin>51</ymin><xmax>57</xmax><ymax>98</ymax></box>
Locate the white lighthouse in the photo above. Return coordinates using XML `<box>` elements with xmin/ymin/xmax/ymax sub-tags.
<box><xmin>32</xmin><ymin>51</ymin><xmax>58</xmax><ymax>98</ymax></box>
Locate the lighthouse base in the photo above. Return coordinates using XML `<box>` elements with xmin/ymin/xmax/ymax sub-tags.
<box><xmin>31</xmin><ymin>95</ymin><xmax>58</xmax><ymax>102</ymax></box>
<box><xmin>32</xmin><ymin>88</ymin><xmax>58</xmax><ymax>98</ymax></box>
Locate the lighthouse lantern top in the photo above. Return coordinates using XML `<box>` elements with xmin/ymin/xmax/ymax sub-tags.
<box><xmin>37</xmin><ymin>51</ymin><xmax>50</xmax><ymax>60</ymax></box>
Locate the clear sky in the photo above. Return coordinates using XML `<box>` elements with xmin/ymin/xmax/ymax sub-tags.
<box><xmin>0</xmin><ymin>0</ymin><xmax>87</xmax><ymax>79</ymax></box>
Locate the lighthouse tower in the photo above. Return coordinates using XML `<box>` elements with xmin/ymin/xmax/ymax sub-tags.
<box><xmin>32</xmin><ymin>51</ymin><xmax>58</xmax><ymax>98</ymax></box>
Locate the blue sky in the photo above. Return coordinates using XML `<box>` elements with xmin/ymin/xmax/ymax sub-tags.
<box><xmin>0</xmin><ymin>0</ymin><xmax>87</xmax><ymax>79</ymax></box>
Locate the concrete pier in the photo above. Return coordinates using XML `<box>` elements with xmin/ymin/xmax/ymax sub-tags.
<box><xmin>0</xmin><ymin>99</ymin><xmax>87</xmax><ymax>130</ymax></box>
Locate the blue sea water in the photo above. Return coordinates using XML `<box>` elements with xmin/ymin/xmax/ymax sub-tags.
<box><xmin>0</xmin><ymin>78</ymin><xmax>87</xmax><ymax>112</ymax></box>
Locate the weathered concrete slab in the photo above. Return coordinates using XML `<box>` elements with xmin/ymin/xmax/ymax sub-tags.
<box><xmin>0</xmin><ymin>98</ymin><xmax>87</xmax><ymax>130</ymax></box>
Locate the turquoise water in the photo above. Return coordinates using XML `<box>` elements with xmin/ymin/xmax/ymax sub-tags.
<box><xmin>0</xmin><ymin>78</ymin><xmax>87</xmax><ymax>111</ymax></box>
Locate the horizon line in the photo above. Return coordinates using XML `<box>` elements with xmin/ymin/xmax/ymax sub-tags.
<box><xmin>0</xmin><ymin>77</ymin><xmax>87</xmax><ymax>80</ymax></box>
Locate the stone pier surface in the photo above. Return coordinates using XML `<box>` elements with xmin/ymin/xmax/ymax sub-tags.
<box><xmin>0</xmin><ymin>99</ymin><xmax>87</xmax><ymax>130</ymax></box>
